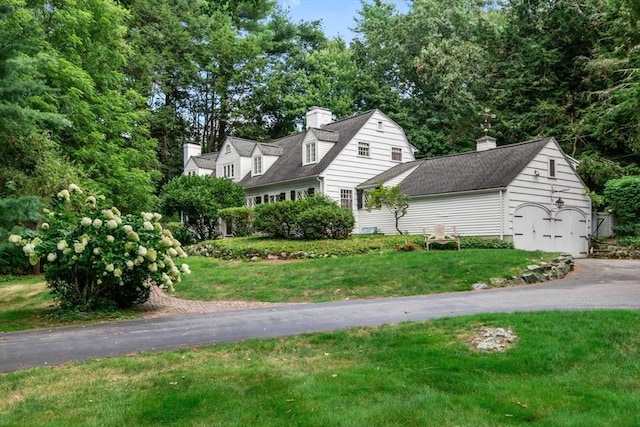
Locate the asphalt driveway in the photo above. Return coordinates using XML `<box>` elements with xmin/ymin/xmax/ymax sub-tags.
<box><xmin>1</xmin><ymin>258</ymin><xmax>638</xmax><ymax>373</ymax></box>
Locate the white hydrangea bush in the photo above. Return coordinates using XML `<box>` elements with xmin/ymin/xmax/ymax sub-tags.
<box><xmin>9</xmin><ymin>184</ymin><xmax>190</xmax><ymax>309</ymax></box>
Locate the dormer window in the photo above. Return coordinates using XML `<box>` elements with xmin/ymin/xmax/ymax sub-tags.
<box><xmin>305</xmin><ymin>141</ymin><xmax>317</xmax><ymax>164</ymax></box>
<box><xmin>223</xmin><ymin>164</ymin><xmax>234</xmax><ymax>178</ymax></box>
<box><xmin>358</xmin><ymin>142</ymin><xmax>370</xmax><ymax>158</ymax></box>
<box><xmin>253</xmin><ymin>155</ymin><xmax>263</xmax><ymax>175</ymax></box>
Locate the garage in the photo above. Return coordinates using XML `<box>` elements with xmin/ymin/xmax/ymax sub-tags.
<box><xmin>513</xmin><ymin>204</ymin><xmax>589</xmax><ymax>257</ymax></box>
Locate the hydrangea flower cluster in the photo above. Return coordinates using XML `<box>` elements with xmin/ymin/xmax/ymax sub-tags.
<box><xmin>9</xmin><ymin>184</ymin><xmax>190</xmax><ymax>308</ymax></box>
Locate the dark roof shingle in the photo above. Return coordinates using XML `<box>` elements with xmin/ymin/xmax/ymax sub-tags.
<box><xmin>193</xmin><ymin>152</ymin><xmax>218</xmax><ymax>170</ymax></box>
<box><xmin>360</xmin><ymin>138</ymin><xmax>552</xmax><ymax>196</ymax></box>
<box><xmin>241</xmin><ymin>110</ymin><xmax>376</xmax><ymax>188</ymax></box>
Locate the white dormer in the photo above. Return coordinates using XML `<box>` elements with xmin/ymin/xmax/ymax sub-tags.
<box><xmin>250</xmin><ymin>143</ymin><xmax>282</xmax><ymax>177</ymax></box>
<box><xmin>306</xmin><ymin>107</ymin><xmax>332</xmax><ymax>129</ymax></box>
<box><xmin>302</xmin><ymin>128</ymin><xmax>339</xmax><ymax>166</ymax></box>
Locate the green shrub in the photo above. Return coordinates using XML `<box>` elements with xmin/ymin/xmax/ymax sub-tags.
<box><xmin>604</xmin><ymin>176</ymin><xmax>640</xmax><ymax>236</ymax></box>
<box><xmin>253</xmin><ymin>201</ymin><xmax>298</xmax><ymax>238</ymax></box>
<box><xmin>461</xmin><ymin>237</ymin><xmax>515</xmax><ymax>249</ymax></box>
<box><xmin>253</xmin><ymin>195</ymin><xmax>355</xmax><ymax>240</ymax></box>
<box><xmin>617</xmin><ymin>236</ymin><xmax>640</xmax><ymax>249</ymax></box>
<box><xmin>296</xmin><ymin>205</ymin><xmax>355</xmax><ymax>240</ymax></box>
<box><xmin>219</xmin><ymin>207</ymin><xmax>254</xmax><ymax>237</ymax></box>
<box><xmin>9</xmin><ymin>184</ymin><xmax>190</xmax><ymax>309</ymax></box>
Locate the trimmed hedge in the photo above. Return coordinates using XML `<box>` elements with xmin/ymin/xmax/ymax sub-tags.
<box><xmin>253</xmin><ymin>195</ymin><xmax>355</xmax><ymax>240</ymax></box>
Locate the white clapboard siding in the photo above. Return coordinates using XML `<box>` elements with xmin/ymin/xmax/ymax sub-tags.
<box><xmin>183</xmin><ymin>157</ymin><xmax>213</xmax><ymax>176</ymax></box>
<box><xmin>506</xmin><ymin>139</ymin><xmax>591</xmax><ymax>234</ymax></box>
<box><xmin>358</xmin><ymin>191</ymin><xmax>504</xmax><ymax>236</ymax></box>
<box><xmin>324</xmin><ymin>112</ymin><xmax>414</xmax><ymax>200</ymax></box>
<box><xmin>216</xmin><ymin>142</ymin><xmax>242</xmax><ymax>181</ymax></box>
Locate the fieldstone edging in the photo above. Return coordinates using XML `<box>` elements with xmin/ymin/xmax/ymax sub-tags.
<box><xmin>475</xmin><ymin>254</ymin><xmax>574</xmax><ymax>289</ymax></box>
<box><xmin>590</xmin><ymin>243</ymin><xmax>640</xmax><ymax>259</ymax></box>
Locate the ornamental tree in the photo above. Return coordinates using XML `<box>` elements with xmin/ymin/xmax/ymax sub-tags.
<box><xmin>9</xmin><ymin>184</ymin><xmax>190</xmax><ymax>309</ymax></box>
<box><xmin>158</xmin><ymin>175</ymin><xmax>245</xmax><ymax>241</ymax></box>
<box><xmin>365</xmin><ymin>184</ymin><xmax>410</xmax><ymax>235</ymax></box>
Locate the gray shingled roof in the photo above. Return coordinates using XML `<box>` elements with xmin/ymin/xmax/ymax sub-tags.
<box><xmin>228</xmin><ymin>137</ymin><xmax>258</xmax><ymax>156</ymax></box>
<box><xmin>257</xmin><ymin>143</ymin><xmax>283</xmax><ymax>156</ymax></box>
<box><xmin>241</xmin><ymin>110</ymin><xmax>377</xmax><ymax>188</ymax></box>
<box><xmin>310</xmin><ymin>128</ymin><xmax>339</xmax><ymax>142</ymax></box>
<box><xmin>193</xmin><ymin>152</ymin><xmax>218</xmax><ymax>170</ymax></box>
<box><xmin>359</xmin><ymin>138</ymin><xmax>552</xmax><ymax>196</ymax></box>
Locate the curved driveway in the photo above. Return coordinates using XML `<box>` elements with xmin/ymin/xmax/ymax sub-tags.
<box><xmin>1</xmin><ymin>258</ymin><xmax>638</xmax><ymax>373</ymax></box>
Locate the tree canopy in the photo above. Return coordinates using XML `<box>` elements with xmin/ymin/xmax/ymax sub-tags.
<box><xmin>1</xmin><ymin>0</ymin><xmax>638</xmax><ymax>208</ymax></box>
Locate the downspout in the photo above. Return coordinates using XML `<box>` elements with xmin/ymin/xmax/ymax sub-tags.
<box><xmin>499</xmin><ymin>190</ymin><xmax>504</xmax><ymax>240</ymax></box>
<box><xmin>316</xmin><ymin>176</ymin><xmax>324</xmax><ymax>195</ymax></box>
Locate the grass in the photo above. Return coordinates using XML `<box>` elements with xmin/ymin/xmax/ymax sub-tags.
<box><xmin>174</xmin><ymin>249</ymin><xmax>554</xmax><ymax>302</ymax></box>
<box><xmin>1</xmin><ymin>311</ymin><xmax>639</xmax><ymax>426</ymax></box>
<box><xmin>0</xmin><ymin>276</ymin><xmax>140</xmax><ymax>332</ymax></box>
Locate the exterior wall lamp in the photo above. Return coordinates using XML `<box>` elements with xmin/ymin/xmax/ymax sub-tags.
<box><xmin>555</xmin><ymin>198</ymin><xmax>565</xmax><ymax>209</ymax></box>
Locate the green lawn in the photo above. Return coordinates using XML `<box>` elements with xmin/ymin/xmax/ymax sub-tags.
<box><xmin>1</xmin><ymin>311</ymin><xmax>639</xmax><ymax>426</ymax></box>
<box><xmin>175</xmin><ymin>249</ymin><xmax>554</xmax><ymax>302</ymax></box>
<box><xmin>0</xmin><ymin>276</ymin><xmax>140</xmax><ymax>332</ymax></box>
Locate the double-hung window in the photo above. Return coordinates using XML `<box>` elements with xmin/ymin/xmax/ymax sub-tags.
<box><xmin>305</xmin><ymin>142</ymin><xmax>317</xmax><ymax>164</ymax></box>
<box><xmin>340</xmin><ymin>189</ymin><xmax>353</xmax><ymax>210</ymax></box>
<box><xmin>391</xmin><ymin>147</ymin><xmax>402</xmax><ymax>161</ymax></box>
<box><xmin>358</xmin><ymin>142</ymin><xmax>370</xmax><ymax>157</ymax></box>
<box><xmin>253</xmin><ymin>156</ymin><xmax>263</xmax><ymax>175</ymax></box>
<box><xmin>223</xmin><ymin>164</ymin><xmax>235</xmax><ymax>178</ymax></box>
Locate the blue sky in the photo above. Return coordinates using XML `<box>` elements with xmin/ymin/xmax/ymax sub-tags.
<box><xmin>277</xmin><ymin>0</ymin><xmax>409</xmax><ymax>42</ymax></box>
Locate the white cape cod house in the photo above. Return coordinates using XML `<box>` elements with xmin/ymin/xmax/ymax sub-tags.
<box><xmin>183</xmin><ymin>107</ymin><xmax>592</xmax><ymax>257</ymax></box>
<box><xmin>184</xmin><ymin>107</ymin><xmax>417</xmax><ymax>232</ymax></box>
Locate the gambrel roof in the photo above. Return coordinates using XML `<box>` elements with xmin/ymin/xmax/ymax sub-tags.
<box><xmin>358</xmin><ymin>138</ymin><xmax>553</xmax><ymax>196</ymax></box>
<box><xmin>241</xmin><ymin>110</ymin><xmax>377</xmax><ymax>188</ymax></box>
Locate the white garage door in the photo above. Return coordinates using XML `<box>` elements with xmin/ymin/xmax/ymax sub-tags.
<box><xmin>554</xmin><ymin>209</ymin><xmax>589</xmax><ymax>257</ymax></box>
<box><xmin>513</xmin><ymin>205</ymin><xmax>588</xmax><ymax>257</ymax></box>
<box><xmin>513</xmin><ymin>205</ymin><xmax>554</xmax><ymax>252</ymax></box>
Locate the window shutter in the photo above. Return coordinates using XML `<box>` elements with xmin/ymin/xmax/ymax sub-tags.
<box><xmin>290</xmin><ymin>190</ymin><xmax>296</xmax><ymax>201</ymax></box>
<box><xmin>308</xmin><ymin>187</ymin><xmax>315</xmax><ymax>196</ymax></box>
<box><xmin>357</xmin><ymin>190</ymin><xmax>363</xmax><ymax>210</ymax></box>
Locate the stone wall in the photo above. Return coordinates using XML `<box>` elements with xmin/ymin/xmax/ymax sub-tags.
<box><xmin>477</xmin><ymin>255</ymin><xmax>574</xmax><ymax>289</ymax></box>
<box><xmin>590</xmin><ymin>242</ymin><xmax>640</xmax><ymax>259</ymax></box>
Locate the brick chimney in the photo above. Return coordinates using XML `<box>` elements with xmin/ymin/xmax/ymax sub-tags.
<box><xmin>476</xmin><ymin>135</ymin><xmax>497</xmax><ymax>152</ymax></box>
<box><xmin>306</xmin><ymin>107</ymin><xmax>332</xmax><ymax>129</ymax></box>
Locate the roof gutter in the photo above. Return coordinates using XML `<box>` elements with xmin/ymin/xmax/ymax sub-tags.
<box><xmin>243</xmin><ymin>174</ymin><xmax>321</xmax><ymax>190</ymax></box>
